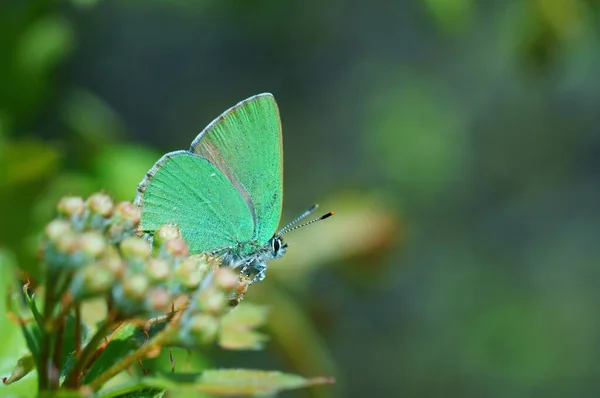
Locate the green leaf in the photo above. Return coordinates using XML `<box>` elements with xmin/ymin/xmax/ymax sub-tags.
<box><xmin>83</xmin><ymin>323</ymin><xmax>140</xmax><ymax>383</ymax></box>
<box><xmin>93</xmin><ymin>146</ymin><xmax>161</xmax><ymax>202</ymax></box>
<box><xmin>95</xmin><ymin>379</ymin><xmax>167</xmax><ymax>398</ymax></box>
<box><xmin>18</xmin><ymin>282</ymin><xmax>44</xmax><ymax>361</ymax></box>
<box><xmin>0</xmin><ymin>250</ymin><xmax>38</xmax><ymax>394</ymax></box>
<box><xmin>22</xmin><ymin>283</ymin><xmax>43</xmax><ymax>328</ymax></box>
<box><xmin>219</xmin><ymin>303</ymin><xmax>269</xmax><ymax>350</ymax></box>
<box><xmin>59</xmin><ymin>312</ymin><xmax>88</xmax><ymax>381</ymax></box>
<box><xmin>2</xmin><ymin>353</ymin><xmax>35</xmax><ymax>385</ymax></box>
<box><xmin>4</xmin><ymin>271</ymin><xmax>42</xmax><ymax>361</ymax></box>
<box><xmin>15</xmin><ymin>15</ymin><xmax>74</xmax><ymax>75</ymax></box>
<box><xmin>0</xmin><ymin>140</ymin><xmax>60</xmax><ymax>188</ymax></box>
<box><xmin>61</xmin><ymin>90</ymin><xmax>124</xmax><ymax>147</ymax></box>
<box><xmin>135</xmin><ymin>369</ymin><xmax>334</xmax><ymax>396</ymax></box>
<box><xmin>248</xmin><ymin>285</ymin><xmax>338</xmax><ymax>398</ymax></box>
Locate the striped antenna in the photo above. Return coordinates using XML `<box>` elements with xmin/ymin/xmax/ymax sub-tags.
<box><xmin>276</xmin><ymin>204</ymin><xmax>334</xmax><ymax>237</ymax></box>
<box><xmin>276</xmin><ymin>204</ymin><xmax>318</xmax><ymax>236</ymax></box>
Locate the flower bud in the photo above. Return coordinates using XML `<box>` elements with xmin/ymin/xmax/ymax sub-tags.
<box><xmin>100</xmin><ymin>253</ymin><xmax>125</xmax><ymax>276</ymax></box>
<box><xmin>45</xmin><ymin>220</ymin><xmax>73</xmax><ymax>242</ymax></box>
<box><xmin>113</xmin><ymin>201</ymin><xmax>141</xmax><ymax>226</ymax></box>
<box><xmin>154</xmin><ymin>224</ymin><xmax>182</xmax><ymax>246</ymax></box>
<box><xmin>188</xmin><ymin>314</ymin><xmax>219</xmax><ymax>344</ymax></box>
<box><xmin>54</xmin><ymin>233</ymin><xmax>80</xmax><ymax>255</ymax></box>
<box><xmin>80</xmin><ymin>232</ymin><xmax>107</xmax><ymax>258</ymax></box>
<box><xmin>80</xmin><ymin>264</ymin><xmax>115</xmax><ymax>294</ymax></box>
<box><xmin>175</xmin><ymin>256</ymin><xmax>210</xmax><ymax>289</ymax></box>
<box><xmin>107</xmin><ymin>223</ymin><xmax>126</xmax><ymax>241</ymax></box>
<box><xmin>197</xmin><ymin>288</ymin><xmax>226</xmax><ymax>315</ymax></box>
<box><xmin>146</xmin><ymin>287</ymin><xmax>172</xmax><ymax>312</ymax></box>
<box><xmin>57</xmin><ymin>196</ymin><xmax>85</xmax><ymax>217</ymax></box>
<box><xmin>86</xmin><ymin>193</ymin><xmax>114</xmax><ymax>217</ymax></box>
<box><xmin>163</xmin><ymin>238</ymin><xmax>189</xmax><ymax>258</ymax></box>
<box><xmin>120</xmin><ymin>236</ymin><xmax>151</xmax><ymax>259</ymax></box>
<box><xmin>122</xmin><ymin>274</ymin><xmax>149</xmax><ymax>301</ymax></box>
<box><xmin>214</xmin><ymin>267</ymin><xmax>239</xmax><ymax>291</ymax></box>
<box><xmin>146</xmin><ymin>258</ymin><xmax>171</xmax><ymax>282</ymax></box>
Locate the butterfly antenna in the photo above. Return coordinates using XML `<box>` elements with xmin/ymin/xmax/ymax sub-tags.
<box><xmin>277</xmin><ymin>210</ymin><xmax>335</xmax><ymax>237</ymax></box>
<box><xmin>276</xmin><ymin>204</ymin><xmax>319</xmax><ymax>236</ymax></box>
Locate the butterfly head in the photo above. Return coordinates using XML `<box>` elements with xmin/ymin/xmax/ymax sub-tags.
<box><xmin>268</xmin><ymin>235</ymin><xmax>288</xmax><ymax>259</ymax></box>
<box><xmin>234</xmin><ymin>206</ymin><xmax>333</xmax><ymax>285</ymax></box>
<box><xmin>268</xmin><ymin>205</ymin><xmax>334</xmax><ymax>260</ymax></box>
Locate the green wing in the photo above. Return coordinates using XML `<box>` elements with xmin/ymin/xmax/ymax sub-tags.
<box><xmin>190</xmin><ymin>93</ymin><xmax>283</xmax><ymax>245</ymax></box>
<box><xmin>135</xmin><ymin>151</ymin><xmax>255</xmax><ymax>254</ymax></box>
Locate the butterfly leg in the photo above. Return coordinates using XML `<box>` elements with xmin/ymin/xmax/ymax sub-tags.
<box><xmin>240</xmin><ymin>260</ymin><xmax>267</xmax><ymax>284</ymax></box>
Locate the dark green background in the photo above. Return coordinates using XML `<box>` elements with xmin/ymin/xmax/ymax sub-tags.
<box><xmin>2</xmin><ymin>1</ymin><xmax>600</xmax><ymax>397</ymax></box>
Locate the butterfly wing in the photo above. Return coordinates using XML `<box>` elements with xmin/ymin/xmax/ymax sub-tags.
<box><xmin>190</xmin><ymin>93</ymin><xmax>283</xmax><ymax>245</ymax></box>
<box><xmin>135</xmin><ymin>151</ymin><xmax>255</xmax><ymax>254</ymax></box>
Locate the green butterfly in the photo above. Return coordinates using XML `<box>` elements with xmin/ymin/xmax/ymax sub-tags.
<box><xmin>135</xmin><ymin>93</ymin><xmax>332</xmax><ymax>283</ymax></box>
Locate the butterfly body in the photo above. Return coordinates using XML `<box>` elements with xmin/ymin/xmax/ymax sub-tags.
<box><xmin>219</xmin><ymin>236</ymin><xmax>287</xmax><ymax>282</ymax></box>
<box><xmin>135</xmin><ymin>93</ymin><xmax>285</xmax><ymax>284</ymax></box>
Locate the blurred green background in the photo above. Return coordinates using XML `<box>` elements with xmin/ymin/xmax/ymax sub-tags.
<box><xmin>2</xmin><ymin>0</ymin><xmax>600</xmax><ymax>397</ymax></box>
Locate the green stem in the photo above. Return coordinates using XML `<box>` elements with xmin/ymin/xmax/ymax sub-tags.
<box><xmin>50</xmin><ymin>312</ymin><xmax>66</xmax><ymax>389</ymax></box>
<box><xmin>74</xmin><ymin>305</ymin><xmax>82</xmax><ymax>357</ymax></box>
<box><xmin>53</xmin><ymin>295</ymin><xmax>74</xmax><ymax>325</ymax></box>
<box><xmin>86</xmin><ymin>327</ymin><xmax>174</xmax><ymax>391</ymax></box>
<box><xmin>64</xmin><ymin>320</ymin><xmax>114</xmax><ymax>388</ymax></box>
<box><xmin>38</xmin><ymin>272</ymin><xmax>58</xmax><ymax>391</ymax></box>
<box><xmin>53</xmin><ymin>272</ymin><xmax>73</xmax><ymax>304</ymax></box>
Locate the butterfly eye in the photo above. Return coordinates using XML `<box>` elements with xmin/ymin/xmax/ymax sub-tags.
<box><xmin>272</xmin><ymin>238</ymin><xmax>281</xmax><ymax>253</ymax></box>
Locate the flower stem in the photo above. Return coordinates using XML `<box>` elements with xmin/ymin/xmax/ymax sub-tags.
<box><xmin>38</xmin><ymin>272</ymin><xmax>58</xmax><ymax>391</ymax></box>
<box><xmin>87</xmin><ymin>327</ymin><xmax>174</xmax><ymax>391</ymax></box>
<box><xmin>50</xmin><ymin>312</ymin><xmax>66</xmax><ymax>389</ymax></box>
<box><xmin>74</xmin><ymin>305</ymin><xmax>82</xmax><ymax>357</ymax></box>
<box><xmin>64</xmin><ymin>319</ymin><xmax>114</xmax><ymax>388</ymax></box>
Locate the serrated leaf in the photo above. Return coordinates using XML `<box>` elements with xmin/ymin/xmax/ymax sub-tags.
<box><xmin>137</xmin><ymin>369</ymin><xmax>334</xmax><ymax>396</ymax></box>
<box><xmin>219</xmin><ymin>303</ymin><xmax>269</xmax><ymax>350</ymax></box>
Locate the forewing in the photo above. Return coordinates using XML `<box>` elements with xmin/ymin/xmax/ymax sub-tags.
<box><xmin>135</xmin><ymin>151</ymin><xmax>255</xmax><ymax>254</ymax></box>
<box><xmin>190</xmin><ymin>93</ymin><xmax>283</xmax><ymax>244</ymax></box>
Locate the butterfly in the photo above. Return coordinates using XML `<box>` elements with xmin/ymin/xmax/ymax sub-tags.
<box><xmin>135</xmin><ymin>93</ymin><xmax>332</xmax><ymax>283</ymax></box>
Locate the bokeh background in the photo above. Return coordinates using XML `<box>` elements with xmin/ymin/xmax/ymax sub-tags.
<box><xmin>2</xmin><ymin>0</ymin><xmax>600</xmax><ymax>397</ymax></box>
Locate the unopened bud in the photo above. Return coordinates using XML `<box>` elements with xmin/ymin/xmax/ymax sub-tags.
<box><xmin>188</xmin><ymin>314</ymin><xmax>219</xmax><ymax>344</ymax></box>
<box><xmin>57</xmin><ymin>196</ymin><xmax>85</xmax><ymax>217</ymax></box>
<box><xmin>120</xmin><ymin>236</ymin><xmax>151</xmax><ymax>259</ymax></box>
<box><xmin>80</xmin><ymin>232</ymin><xmax>107</xmax><ymax>258</ymax></box>
<box><xmin>100</xmin><ymin>253</ymin><xmax>124</xmax><ymax>276</ymax></box>
<box><xmin>214</xmin><ymin>267</ymin><xmax>239</xmax><ymax>291</ymax></box>
<box><xmin>175</xmin><ymin>256</ymin><xmax>210</xmax><ymax>289</ymax></box>
<box><xmin>113</xmin><ymin>201</ymin><xmax>141</xmax><ymax>226</ymax></box>
<box><xmin>163</xmin><ymin>238</ymin><xmax>189</xmax><ymax>258</ymax></box>
<box><xmin>146</xmin><ymin>288</ymin><xmax>172</xmax><ymax>312</ymax></box>
<box><xmin>55</xmin><ymin>233</ymin><xmax>80</xmax><ymax>255</ymax></box>
<box><xmin>107</xmin><ymin>223</ymin><xmax>126</xmax><ymax>241</ymax></box>
<box><xmin>146</xmin><ymin>258</ymin><xmax>171</xmax><ymax>282</ymax></box>
<box><xmin>86</xmin><ymin>193</ymin><xmax>114</xmax><ymax>217</ymax></box>
<box><xmin>197</xmin><ymin>288</ymin><xmax>226</xmax><ymax>315</ymax></box>
<box><xmin>81</xmin><ymin>264</ymin><xmax>115</xmax><ymax>294</ymax></box>
<box><xmin>154</xmin><ymin>224</ymin><xmax>181</xmax><ymax>246</ymax></box>
<box><xmin>122</xmin><ymin>274</ymin><xmax>149</xmax><ymax>301</ymax></box>
<box><xmin>45</xmin><ymin>220</ymin><xmax>73</xmax><ymax>242</ymax></box>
